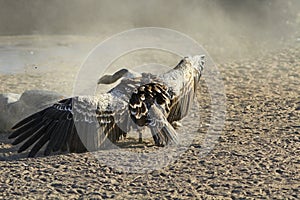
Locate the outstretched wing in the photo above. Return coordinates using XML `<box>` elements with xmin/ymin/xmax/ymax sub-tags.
<box><xmin>165</xmin><ymin>75</ymin><xmax>198</xmax><ymax>123</ymax></box>
<box><xmin>159</xmin><ymin>56</ymin><xmax>204</xmax><ymax>123</ymax></box>
<box><xmin>9</xmin><ymin>97</ymin><xmax>77</xmax><ymax>157</ymax></box>
<box><xmin>9</xmin><ymin>95</ymin><xmax>127</xmax><ymax>157</ymax></box>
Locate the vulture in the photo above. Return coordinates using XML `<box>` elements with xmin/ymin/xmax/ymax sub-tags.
<box><xmin>8</xmin><ymin>55</ymin><xmax>205</xmax><ymax>157</ymax></box>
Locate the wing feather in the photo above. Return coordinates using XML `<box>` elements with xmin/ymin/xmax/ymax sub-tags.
<box><xmin>12</xmin><ymin>120</ymin><xmax>46</xmax><ymax>145</ymax></box>
<box><xmin>18</xmin><ymin>120</ymin><xmax>53</xmax><ymax>153</ymax></box>
<box><xmin>55</xmin><ymin>119</ymin><xmax>73</xmax><ymax>152</ymax></box>
<box><xmin>9</xmin><ymin>95</ymin><xmax>128</xmax><ymax>157</ymax></box>
<box><xmin>11</xmin><ymin>111</ymin><xmax>44</xmax><ymax>130</ymax></box>
<box><xmin>28</xmin><ymin>131</ymin><xmax>52</xmax><ymax>157</ymax></box>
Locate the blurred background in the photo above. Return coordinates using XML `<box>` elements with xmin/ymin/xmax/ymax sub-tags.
<box><xmin>0</xmin><ymin>0</ymin><xmax>299</xmax><ymax>93</ymax></box>
<box><xmin>0</xmin><ymin>0</ymin><xmax>299</xmax><ymax>60</ymax></box>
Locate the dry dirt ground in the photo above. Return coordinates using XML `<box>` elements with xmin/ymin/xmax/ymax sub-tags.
<box><xmin>0</xmin><ymin>44</ymin><xmax>299</xmax><ymax>199</ymax></box>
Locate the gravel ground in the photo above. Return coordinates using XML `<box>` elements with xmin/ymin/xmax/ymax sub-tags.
<box><xmin>0</xmin><ymin>43</ymin><xmax>299</xmax><ymax>199</ymax></box>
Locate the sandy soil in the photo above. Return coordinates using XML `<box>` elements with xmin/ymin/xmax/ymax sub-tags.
<box><xmin>0</xmin><ymin>41</ymin><xmax>299</xmax><ymax>199</ymax></box>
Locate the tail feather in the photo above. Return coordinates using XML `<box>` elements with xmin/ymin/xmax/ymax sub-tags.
<box><xmin>150</xmin><ymin>122</ymin><xmax>178</xmax><ymax>146</ymax></box>
<box><xmin>148</xmin><ymin>105</ymin><xmax>178</xmax><ymax>146</ymax></box>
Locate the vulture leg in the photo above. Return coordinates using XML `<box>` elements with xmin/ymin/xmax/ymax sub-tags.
<box><xmin>138</xmin><ymin>131</ymin><xmax>143</xmax><ymax>143</ymax></box>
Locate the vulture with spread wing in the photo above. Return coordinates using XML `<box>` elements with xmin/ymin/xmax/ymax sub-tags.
<box><xmin>9</xmin><ymin>55</ymin><xmax>205</xmax><ymax>157</ymax></box>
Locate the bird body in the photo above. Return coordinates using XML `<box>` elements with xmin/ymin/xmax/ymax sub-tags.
<box><xmin>9</xmin><ymin>55</ymin><xmax>205</xmax><ymax>157</ymax></box>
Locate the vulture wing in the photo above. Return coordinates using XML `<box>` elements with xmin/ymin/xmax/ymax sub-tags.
<box><xmin>9</xmin><ymin>94</ymin><xmax>128</xmax><ymax>157</ymax></box>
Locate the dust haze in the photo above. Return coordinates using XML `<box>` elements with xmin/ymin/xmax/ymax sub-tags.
<box><xmin>0</xmin><ymin>0</ymin><xmax>299</xmax><ymax>62</ymax></box>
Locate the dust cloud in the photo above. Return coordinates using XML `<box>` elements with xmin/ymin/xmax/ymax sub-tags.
<box><xmin>0</xmin><ymin>0</ymin><xmax>299</xmax><ymax>62</ymax></box>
